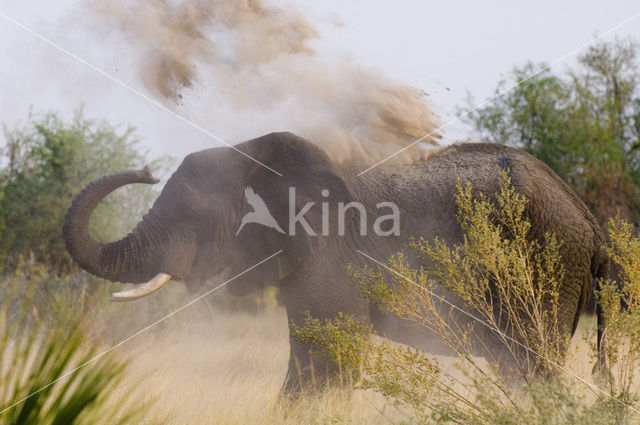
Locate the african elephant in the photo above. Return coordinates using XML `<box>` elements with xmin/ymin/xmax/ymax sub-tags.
<box><xmin>63</xmin><ymin>132</ymin><xmax>609</xmax><ymax>392</ymax></box>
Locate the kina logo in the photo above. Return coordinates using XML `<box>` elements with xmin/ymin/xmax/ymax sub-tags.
<box><xmin>236</xmin><ymin>187</ymin><xmax>285</xmax><ymax>235</ymax></box>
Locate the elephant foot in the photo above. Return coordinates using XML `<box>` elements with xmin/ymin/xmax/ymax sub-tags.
<box><xmin>592</xmin><ymin>361</ymin><xmax>614</xmax><ymax>389</ymax></box>
<box><xmin>279</xmin><ymin>367</ymin><xmax>329</xmax><ymax>398</ymax></box>
<box><xmin>279</xmin><ymin>355</ymin><xmax>354</xmax><ymax>402</ymax></box>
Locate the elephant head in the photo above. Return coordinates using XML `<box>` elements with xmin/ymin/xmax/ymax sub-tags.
<box><xmin>63</xmin><ymin>132</ymin><xmax>353</xmax><ymax>300</ymax></box>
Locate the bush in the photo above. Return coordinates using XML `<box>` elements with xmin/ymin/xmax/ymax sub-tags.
<box><xmin>295</xmin><ymin>174</ymin><xmax>640</xmax><ymax>424</ymax></box>
<box><xmin>597</xmin><ymin>216</ymin><xmax>640</xmax><ymax>405</ymax></box>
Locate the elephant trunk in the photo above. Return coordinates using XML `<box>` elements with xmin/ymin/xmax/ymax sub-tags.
<box><xmin>62</xmin><ymin>166</ymin><xmax>167</xmax><ymax>283</ymax></box>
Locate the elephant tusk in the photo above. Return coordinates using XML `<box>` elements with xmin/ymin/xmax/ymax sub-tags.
<box><xmin>108</xmin><ymin>273</ymin><xmax>172</xmax><ymax>302</ymax></box>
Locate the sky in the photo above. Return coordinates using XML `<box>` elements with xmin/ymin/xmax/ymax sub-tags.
<box><xmin>1</xmin><ymin>0</ymin><xmax>640</xmax><ymax>167</ymax></box>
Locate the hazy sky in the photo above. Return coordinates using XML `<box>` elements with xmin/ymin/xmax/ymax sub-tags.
<box><xmin>1</xmin><ymin>0</ymin><xmax>640</xmax><ymax>165</ymax></box>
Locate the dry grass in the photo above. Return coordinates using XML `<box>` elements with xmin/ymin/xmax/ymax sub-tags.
<box><xmin>86</xmin><ymin>295</ymin><xmax>608</xmax><ymax>425</ymax></box>
<box><xmin>0</xmin><ymin>270</ymin><xmax>617</xmax><ymax>424</ymax></box>
<box><xmin>102</xmin><ymin>303</ymin><xmax>402</xmax><ymax>425</ymax></box>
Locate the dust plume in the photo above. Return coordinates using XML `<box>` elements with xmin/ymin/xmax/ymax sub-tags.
<box><xmin>91</xmin><ymin>0</ymin><xmax>442</xmax><ymax>165</ymax></box>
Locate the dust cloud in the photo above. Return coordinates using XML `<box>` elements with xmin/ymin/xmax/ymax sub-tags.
<box><xmin>90</xmin><ymin>0</ymin><xmax>442</xmax><ymax>165</ymax></box>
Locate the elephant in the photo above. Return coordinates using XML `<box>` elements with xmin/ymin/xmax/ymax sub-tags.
<box><xmin>63</xmin><ymin>132</ymin><xmax>609</xmax><ymax>392</ymax></box>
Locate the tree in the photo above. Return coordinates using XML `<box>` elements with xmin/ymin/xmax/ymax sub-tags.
<box><xmin>0</xmin><ymin>110</ymin><xmax>171</xmax><ymax>274</ymax></box>
<box><xmin>465</xmin><ymin>38</ymin><xmax>640</xmax><ymax>224</ymax></box>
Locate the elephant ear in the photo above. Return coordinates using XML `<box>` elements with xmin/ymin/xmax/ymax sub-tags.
<box><xmin>233</xmin><ymin>132</ymin><xmax>353</xmax><ymax>280</ymax></box>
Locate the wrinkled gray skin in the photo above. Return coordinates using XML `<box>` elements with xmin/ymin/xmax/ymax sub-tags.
<box><xmin>63</xmin><ymin>132</ymin><xmax>609</xmax><ymax>393</ymax></box>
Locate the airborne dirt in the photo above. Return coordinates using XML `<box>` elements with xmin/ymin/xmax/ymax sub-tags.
<box><xmin>90</xmin><ymin>0</ymin><xmax>442</xmax><ymax>165</ymax></box>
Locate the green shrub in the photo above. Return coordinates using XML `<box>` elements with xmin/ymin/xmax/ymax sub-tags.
<box><xmin>0</xmin><ymin>269</ymin><xmax>160</xmax><ymax>425</ymax></box>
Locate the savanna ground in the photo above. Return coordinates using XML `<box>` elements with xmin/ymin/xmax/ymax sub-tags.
<box><xmin>106</xmin><ymin>297</ymin><xmax>392</xmax><ymax>425</ymax></box>
<box><xmin>109</xmin><ymin>302</ymin><xmax>601</xmax><ymax>425</ymax></box>
<box><xmin>0</xmin><ymin>275</ymin><xmax>606</xmax><ymax>425</ymax></box>
<box><xmin>0</xmin><ymin>273</ymin><xmax>403</xmax><ymax>425</ymax></box>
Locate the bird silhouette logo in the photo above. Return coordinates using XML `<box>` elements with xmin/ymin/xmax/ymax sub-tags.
<box><xmin>236</xmin><ymin>186</ymin><xmax>286</xmax><ymax>235</ymax></box>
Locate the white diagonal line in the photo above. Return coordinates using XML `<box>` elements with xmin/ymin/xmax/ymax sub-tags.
<box><xmin>0</xmin><ymin>249</ymin><xmax>282</xmax><ymax>416</ymax></box>
<box><xmin>356</xmin><ymin>249</ymin><xmax>639</xmax><ymax>414</ymax></box>
<box><xmin>357</xmin><ymin>9</ymin><xmax>640</xmax><ymax>176</ymax></box>
<box><xmin>0</xmin><ymin>11</ymin><xmax>283</xmax><ymax>177</ymax></box>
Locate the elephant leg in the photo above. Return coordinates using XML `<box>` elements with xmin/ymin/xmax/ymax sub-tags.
<box><xmin>279</xmin><ymin>260</ymin><xmax>370</xmax><ymax>396</ymax></box>
<box><xmin>281</xmin><ymin>334</ymin><xmax>342</xmax><ymax>395</ymax></box>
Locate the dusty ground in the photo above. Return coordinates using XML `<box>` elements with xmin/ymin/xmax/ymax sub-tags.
<box><xmin>101</xmin><ymin>289</ymin><xmax>602</xmax><ymax>424</ymax></box>
<box><xmin>105</xmin><ymin>300</ymin><xmax>400</xmax><ymax>424</ymax></box>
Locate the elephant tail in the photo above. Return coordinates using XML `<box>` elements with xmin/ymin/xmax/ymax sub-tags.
<box><xmin>592</xmin><ymin>245</ymin><xmax>610</xmax><ymax>376</ymax></box>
